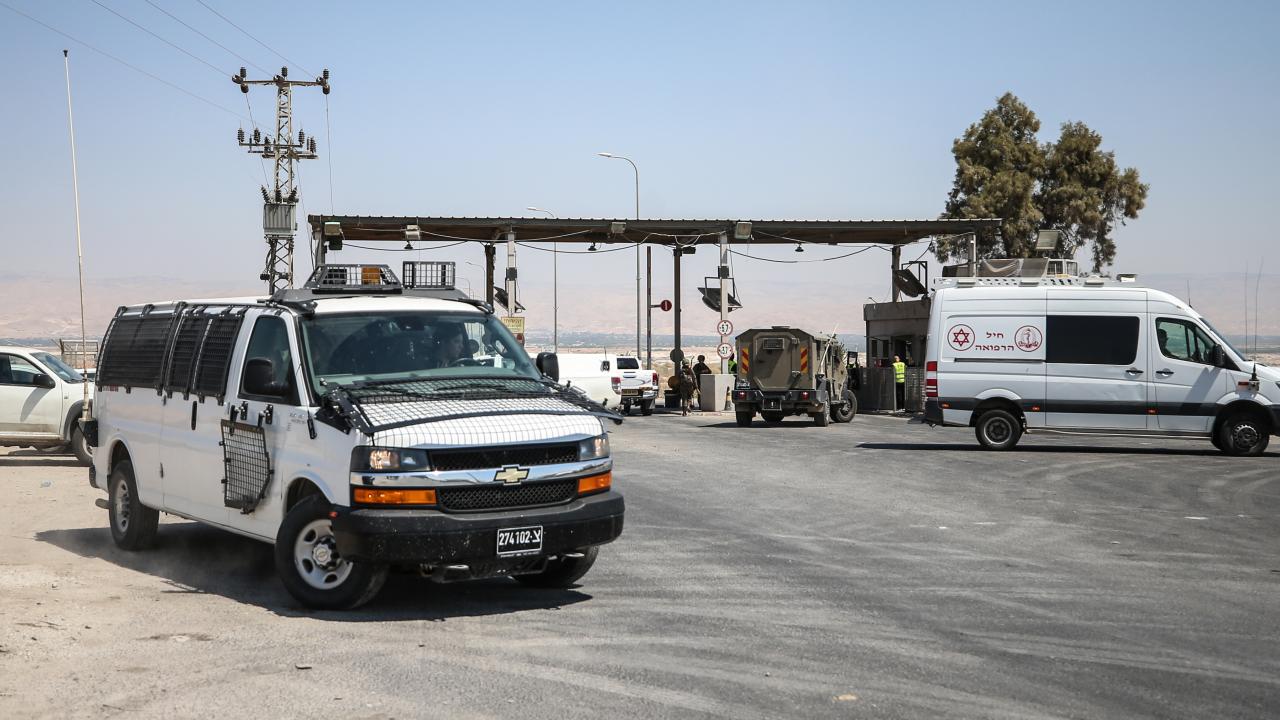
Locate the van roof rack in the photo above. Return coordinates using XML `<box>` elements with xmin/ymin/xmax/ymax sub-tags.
<box><xmin>935</xmin><ymin>275</ymin><xmax>1129</xmax><ymax>289</ymax></box>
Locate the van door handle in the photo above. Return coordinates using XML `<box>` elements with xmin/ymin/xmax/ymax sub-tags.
<box><xmin>1125</xmin><ymin>368</ymin><xmax>1144</xmax><ymax>376</ymax></box>
<box><xmin>1155</xmin><ymin>369</ymin><xmax>1174</xmax><ymax>376</ymax></box>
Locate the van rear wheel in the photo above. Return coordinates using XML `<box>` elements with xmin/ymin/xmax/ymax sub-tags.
<box><xmin>735</xmin><ymin>410</ymin><xmax>753</xmax><ymax>427</ymax></box>
<box><xmin>975</xmin><ymin>409</ymin><xmax>1021</xmax><ymax>450</ymax></box>
<box><xmin>108</xmin><ymin>460</ymin><xmax>159</xmax><ymax>550</ymax></box>
<box><xmin>1218</xmin><ymin>412</ymin><xmax>1270</xmax><ymax>457</ymax></box>
<box><xmin>275</xmin><ymin>495</ymin><xmax>388</xmax><ymax>610</ymax></box>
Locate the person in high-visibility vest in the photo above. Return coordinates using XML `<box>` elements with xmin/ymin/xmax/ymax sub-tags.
<box><xmin>892</xmin><ymin>355</ymin><xmax>907</xmax><ymax>411</ymax></box>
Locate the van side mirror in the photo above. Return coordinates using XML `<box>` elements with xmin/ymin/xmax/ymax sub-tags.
<box><xmin>536</xmin><ymin>352</ymin><xmax>560</xmax><ymax>382</ymax></box>
<box><xmin>244</xmin><ymin>357</ymin><xmax>286</xmax><ymax>397</ymax></box>
<box><xmin>1210</xmin><ymin>345</ymin><xmax>1225</xmax><ymax>368</ymax></box>
<box><xmin>33</xmin><ymin>373</ymin><xmax>56</xmax><ymax>389</ymax></box>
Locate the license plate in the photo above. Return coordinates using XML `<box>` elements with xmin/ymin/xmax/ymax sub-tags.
<box><xmin>621</xmin><ymin>389</ymin><xmax>640</xmax><ymax>396</ymax></box>
<box><xmin>496</xmin><ymin>525</ymin><xmax>543</xmax><ymax>556</ymax></box>
<box><xmin>764</xmin><ymin>398</ymin><xmax>781</xmax><ymax>410</ymax></box>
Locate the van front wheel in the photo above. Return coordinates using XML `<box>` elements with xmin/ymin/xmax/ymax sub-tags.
<box><xmin>1217</xmin><ymin>413</ymin><xmax>1270</xmax><ymax>457</ymax></box>
<box><xmin>975</xmin><ymin>409</ymin><xmax>1021</xmax><ymax>450</ymax></box>
<box><xmin>108</xmin><ymin>460</ymin><xmax>159</xmax><ymax>550</ymax></box>
<box><xmin>275</xmin><ymin>495</ymin><xmax>388</xmax><ymax>610</ymax></box>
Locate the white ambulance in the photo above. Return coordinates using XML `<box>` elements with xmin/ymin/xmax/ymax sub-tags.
<box><xmin>921</xmin><ymin>276</ymin><xmax>1279</xmax><ymax>455</ymax></box>
<box><xmin>85</xmin><ymin>264</ymin><xmax>624</xmax><ymax>609</ymax></box>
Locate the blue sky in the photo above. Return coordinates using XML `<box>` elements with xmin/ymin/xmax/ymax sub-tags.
<box><xmin>2</xmin><ymin>1</ymin><xmax>1277</xmax><ymax>334</ymax></box>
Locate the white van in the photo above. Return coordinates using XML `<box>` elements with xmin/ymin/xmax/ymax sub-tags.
<box><xmin>85</xmin><ymin>264</ymin><xmax>624</xmax><ymax>609</ymax></box>
<box><xmin>922</xmin><ymin>276</ymin><xmax>1279</xmax><ymax>455</ymax></box>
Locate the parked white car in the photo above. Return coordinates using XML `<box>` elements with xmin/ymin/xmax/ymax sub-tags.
<box><xmin>922</xmin><ymin>276</ymin><xmax>1280</xmax><ymax>455</ymax></box>
<box><xmin>612</xmin><ymin>356</ymin><xmax>658</xmax><ymax>415</ymax></box>
<box><xmin>556</xmin><ymin>353</ymin><xmax>619</xmax><ymax>408</ymax></box>
<box><xmin>86</xmin><ymin>265</ymin><xmax>625</xmax><ymax>609</ymax></box>
<box><xmin>0</xmin><ymin>345</ymin><xmax>93</xmax><ymax>464</ymax></box>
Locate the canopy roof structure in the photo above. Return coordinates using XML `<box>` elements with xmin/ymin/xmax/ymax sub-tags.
<box><xmin>306</xmin><ymin>215</ymin><xmax>1001</xmax><ymax>248</ymax></box>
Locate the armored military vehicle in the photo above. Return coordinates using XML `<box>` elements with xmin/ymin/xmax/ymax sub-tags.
<box><xmin>732</xmin><ymin>326</ymin><xmax>856</xmax><ymax>427</ymax></box>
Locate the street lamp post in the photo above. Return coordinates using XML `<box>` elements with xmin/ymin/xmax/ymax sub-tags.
<box><xmin>526</xmin><ymin>206</ymin><xmax>558</xmax><ymax>352</ymax></box>
<box><xmin>597</xmin><ymin>152</ymin><xmax>642</xmax><ymax>362</ymax></box>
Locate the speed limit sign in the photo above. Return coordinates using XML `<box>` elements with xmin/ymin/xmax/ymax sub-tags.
<box><xmin>716</xmin><ymin>319</ymin><xmax>733</xmax><ymax>336</ymax></box>
<box><xmin>716</xmin><ymin>342</ymin><xmax>733</xmax><ymax>359</ymax></box>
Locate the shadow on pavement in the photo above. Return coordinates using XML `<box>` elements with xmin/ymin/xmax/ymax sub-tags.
<box><xmin>37</xmin><ymin>523</ymin><xmax>591</xmax><ymax>621</ymax></box>
<box><xmin>0</xmin><ymin>458</ymin><xmax>85</xmax><ymax>468</ymax></box>
<box><xmin>856</xmin><ymin>442</ymin><xmax>1267</xmax><ymax>457</ymax></box>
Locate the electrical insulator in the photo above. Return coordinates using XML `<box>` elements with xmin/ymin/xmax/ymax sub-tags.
<box><xmin>322</xmin><ymin>69</ymin><xmax>329</xmax><ymax>80</ymax></box>
<box><xmin>298</xmin><ymin>130</ymin><xmax>305</xmax><ymax>145</ymax></box>
<box><xmin>280</xmin><ymin>66</ymin><xmax>288</xmax><ymax>77</ymax></box>
<box><xmin>253</xmin><ymin>128</ymin><xmax>261</xmax><ymax>143</ymax></box>
<box><xmin>308</xmin><ymin>138</ymin><xmax>316</xmax><ymax>153</ymax></box>
<box><xmin>240</xmin><ymin>83</ymin><xmax>248</xmax><ymax>94</ymax></box>
<box><xmin>260</xmin><ymin>186</ymin><xmax>269</xmax><ymax>202</ymax></box>
<box><xmin>322</xmin><ymin>85</ymin><xmax>330</xmax><ymax>95</ymax></box>
<box><xmin>239</xmin><ymin>67</ymin><xmax>246</xmax><ymax>79</ymax></box>
<box><xmin>237</xmin><ymin>128</ymin><xmax>245</xmax><ymax>143</ymax></box>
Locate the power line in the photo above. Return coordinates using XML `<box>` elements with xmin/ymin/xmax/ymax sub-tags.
<box><xmin>0</xmin><ymin>0</ymin><xmax>248</xmax><ymax>120</ymax></box>
<box><xmin>142</xmin><ymin>0</ymin><xmax>272</xmax><ymax>75</ymax></box>
<box><xmin>194</xmin><ymin>0</ymin><xmax>314</xmax><ymax>76</ymax></box>
<box><xmin>89</xmin><ymin>0</ymin><xmax>225</xmax><ymax>77</ymax></box>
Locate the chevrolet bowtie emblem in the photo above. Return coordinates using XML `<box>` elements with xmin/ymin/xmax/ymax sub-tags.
<box><xmin>494</xmin><ymin>465</ymin><xmax>530</xmax><ymax>485</ymax></box>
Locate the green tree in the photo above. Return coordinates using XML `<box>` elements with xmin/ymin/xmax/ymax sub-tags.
<box><xmin>939</xmin><ymin>93</ymin><xmax>1148</xmax><ymax>272</ymax></box>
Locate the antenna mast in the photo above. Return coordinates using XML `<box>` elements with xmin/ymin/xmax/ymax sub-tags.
<box><xmin>233</xmin><ymin>66</ymin><xmax>330</xmax><ymax>292</ymax></box>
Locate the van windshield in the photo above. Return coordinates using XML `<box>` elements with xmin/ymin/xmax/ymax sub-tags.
<box><xmin>1198</xmin><ymin>315</ymin><xmax>1250</xmax><ymax>362</ymax></box>
<box><xmin>299</xmin><ymin>311</ymin><xmax>539</xmax><ymax>395</ymax></box>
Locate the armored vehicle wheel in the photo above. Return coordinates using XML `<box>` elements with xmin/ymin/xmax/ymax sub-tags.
<box><xmin>516</xmin><ymin>546</ymin><xmax>598</xmax><ymax>588</ymax></box>
<box><xmin>762</xmin><ymin>411</ymin><xmax>784</xmax><ymax>424</ymax></box>
<box><xmin>70</xmin><ymin>426</ymin><xmax>93</xmax><ymax>465</ymax></box>
<box><xmin>641</xmin><ymin>400</ymin><xmax>654</xmax><ymax>416</ymax></box>
<box><xmin>975</xmin><ymin>409</ymin><xmax>1021</xmax><ymax>450</ymax></box>
<box><xmin>1217</xmin><ymin>412</ymin><xmax>1270</xmax><ymax>457</ymax></box>
<box><xmin>735</xmin><ymin>411</ymin><xmax>753</xmax><ymax>427</ymax></box>
<box><xmin>108</xmin><ymin>460</ymin><xmax>159</xmax><ymax>551</ymax></box>
<box><xmin>812</xmin><ymin>410</ymin><xmax>830</xmax><ymax>427</ymax></box>
<box><xmin>830</xmin><ymin>390</ymin><xmax>856</xmax><ymax>423</ymax></box>
<box><xmin>275</xmin><ymin>495</ymin><xmax>388</xmax><ymax>610</ymax></box>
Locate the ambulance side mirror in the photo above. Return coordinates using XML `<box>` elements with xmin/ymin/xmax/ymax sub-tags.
<box><xmin>1210</xmin><ymin>345</ymin><xmax>1225</xmax><ymax>368</ymax></box>
<box><xmin>536</xmin><ymin>352</ymin><xmax>560</xmax><ymax>382</ymax></box>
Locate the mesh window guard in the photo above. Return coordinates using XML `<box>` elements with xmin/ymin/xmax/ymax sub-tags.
<box><xmin>221</xmin><ymin>420</ymin><xmax>273</xmax><ymax>513</ymax></box>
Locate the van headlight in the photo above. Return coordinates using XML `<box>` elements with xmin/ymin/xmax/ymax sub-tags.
<box><xmin>578</xmin><ymin>434</ymin><xmax>610</xmax><ymax>461</ymax></box>
<box><xmin>351</xmin><ymin>446</ymin><xmax>431</xmax><ymax>472</ymax></box>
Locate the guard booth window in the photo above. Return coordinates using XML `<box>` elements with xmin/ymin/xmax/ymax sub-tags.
<box><xmin>1155</xmin><ymin>318</ymin><xmax>1215</xmax><ymax>365</ymax></box>
<box><xmin>1046</xmin><ymin>316</ymin><xmax>1139</xmax><ymax>365</ymax></box>
<box><xmin>240</xmin><ymin>316</ymin><xmax>298</xmax><ymax>404</ymax></box>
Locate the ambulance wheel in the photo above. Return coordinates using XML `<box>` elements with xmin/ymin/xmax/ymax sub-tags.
<box><xmin>641</xmin><ymin>400</ymin><xmax>654</xmax><ymax>416</ymax></box>
<box><xmin>831</xmin><ymin>391</ymin><xmax>856</xmax><ymax>423</ymax></box>
<box><xmin>812</xmin><ymin>410</ymin><xmax>830</xmax><ymax>427</ymax></box>
<box><xmin>109</xmin><ymin>460</ymin><xmax>159</xmax><ymax>551</ymax></box>
<box><xmin>735</xmin><ymin>411</ymin><xmax>753</xmax><ymax>427</ymax></box>
<box><xmin>762</xmin><ymin>411</ymin><xmax>784</xmax><ymax>424</ymax></box>
<box><xmin>516</xmin><ymin>546</ymin><xmax>598</xmax><ymax>588</ymax></box>
<box><xmin>1217</xmin><ymin>412</ymin><xmax>1270</xmax><ymax>457</ymax></box>
<box><xmin>975</xmin><ymin>409</ymin><xmax>1021</xmax><ymax>450</ymax></box>
<box><xmin>276</xmin><ymin>495</ymin><xmax>388</xmax><ymax>610</ymax></box>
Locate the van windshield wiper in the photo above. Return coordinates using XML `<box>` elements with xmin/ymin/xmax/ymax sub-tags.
<box><xmin>317</xmin><ymin>374</ymin><xmax>623</xmax><ymax>434</ymax></box>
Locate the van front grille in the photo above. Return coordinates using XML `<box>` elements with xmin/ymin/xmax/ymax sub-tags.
<box><xmin>430</xmin><ymin>443</ymin><xmax>578</xmax><ymax>471</ymax></box>
<box><xmin>437</xmin><ymin>479</ymin><xmax>576</xmax><ymax>513</ymax></box>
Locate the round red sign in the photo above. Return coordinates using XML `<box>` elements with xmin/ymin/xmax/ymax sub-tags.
<box><xmin>947</xmin><ymin>324</ymin><xmax>975</xmax><ymax>351</ymax></box>
<box><xmin>1015</xmin><ymin>326</ymin><xmax>1043</xmax><ymax>352</ymax></box>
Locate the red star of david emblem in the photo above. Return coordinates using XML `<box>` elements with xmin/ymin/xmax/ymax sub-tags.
<box><xmin>952</xmin><ymin>328</ymin><xmax>971</xmax><ymax>346</ymax></box>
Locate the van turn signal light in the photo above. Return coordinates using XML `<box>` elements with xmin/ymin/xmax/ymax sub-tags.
<box><xmin>353</xmin><ymin>487</ymin><xmax>437</xmax><ymax>506</ymax></box>
<box><xmin>577</xmin><ymin>472</ymin><xmax>612</xmax><ymax>496</ymax></box>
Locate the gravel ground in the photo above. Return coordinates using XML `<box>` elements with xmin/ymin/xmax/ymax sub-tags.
<box><xmin>1</xmin><ymin>411</ymin><xmax>1278</xmax><ymax>719</ymax></box>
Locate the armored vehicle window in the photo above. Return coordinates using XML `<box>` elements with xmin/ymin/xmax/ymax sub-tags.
<box><xmin>165</xmin><ymin>313</ymin><xmax>211</xmax><ymax>395</ymax></box>
<box><xmin>1155</xmin><ymin>318</ymin><xmax>1215</xmax><ymax>365</ymax></box>
<box><xmin>762</xmin><ymin>338</ymin><xmax>785</xmax><ymax>351</ymax></box>
<box><xmin>1046</xmin><ymin>315</ymin><xmax>1139</xmax><ymax>365</ymax></box>
<box><xmin>97</xmin><ymin>314</ymin><xmax>177</xmax><ymax>389</ymax></box>
<box><xmin>299</xmin><ymin>311</ymin><xmax>538</xmax><ymax>396</ymax></box>
<box><xmin>191</xmin><ymin>314</ymin><xmax>243</xmax><ymax>400</ymax></box>
<box><xmin>240</xmin><ymin>316</ymin><xmax>299</xmax><ymax>403</ymax></box>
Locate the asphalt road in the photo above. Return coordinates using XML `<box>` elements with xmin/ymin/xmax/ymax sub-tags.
<box><xmin>1</xmin><ymin>411</ymin><xmax>1278</xmax><ymax>719</ymax></box>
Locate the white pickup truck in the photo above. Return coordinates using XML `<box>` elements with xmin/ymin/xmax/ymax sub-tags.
<box><xmin>612</xmin><ymin>356</ymin><xmax>658</xmax><ymax>416</ymax></box>
<box><xmin>0</xmin><ymin>345</ymin><xmax>93</xmax><ymax>464</ymax></box>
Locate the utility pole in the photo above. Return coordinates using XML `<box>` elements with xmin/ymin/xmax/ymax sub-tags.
<box><xmin>234</xmin><ymin>66</ymin><xmax>330</xmax><ymax>293</ymax></box>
